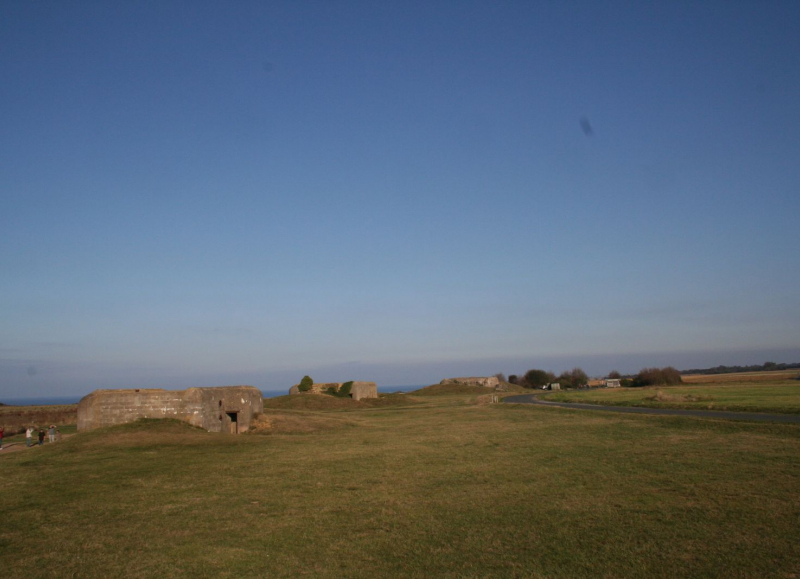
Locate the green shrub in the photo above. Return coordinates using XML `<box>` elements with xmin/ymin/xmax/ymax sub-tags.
<box><xmin>632</xmin><ymin>367</ymin><xmax>683</xmax><ymax>387</ymax></box>
<box><xmin>556</xmin><ymin>372</ymin><xmax>572</xmax><ymax>388</ymax></box>
<box><xmin>571</xmin><ymin>367</ymin><xmax>589</xmax><ymax>387</ymax></box>
<box><xmin>299</xmin><ymin>375</ymin><xmax>314</xmax><ymax>392</ymax></box>
<box><xmin>337</xmin><ymin>381</ymin><xmax>354</xmax><ymax>398</ymax></box>
<box><xmin>523</xmin><ymin>369</ymin><xmax>552</xmax><ymax>388</ymax></box>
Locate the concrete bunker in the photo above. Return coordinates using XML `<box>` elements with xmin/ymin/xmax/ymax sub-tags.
<box><xmin>288</xmin><ymin>381</ymin><xmax>378</xmax><ymax>401</ymax></box>
<box><xmin>77</xmin><ymin>385</ymin><xmax>263</xmax><ymax>433</ymax></box>
<box><xmin>439</xmin><ymin>376</ymin><xmax>501</xmax><ymax>389</ymax></box>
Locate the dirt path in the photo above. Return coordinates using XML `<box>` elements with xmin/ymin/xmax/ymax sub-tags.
<box><xmin>503</xmin><ymin>395</ymin><xmax>800</xmax><ymax>423</ymax></box>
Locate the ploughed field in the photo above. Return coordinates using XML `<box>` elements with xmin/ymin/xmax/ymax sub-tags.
<box><xmin>544</xmin><ymin>374</ymin><xmax>800</xmax><ymax>414</ymax></box>
<box><xmin>2</xmin><ymin>389</ymin><xmax>800</xmax><ymax>578</ymax></box>
<box><xmin>0</xmin><ymin>403</ymin><xmax>77</xmax><ymax>436</ymax></box>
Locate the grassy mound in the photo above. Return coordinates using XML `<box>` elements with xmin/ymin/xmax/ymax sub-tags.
<box><xmin>360</xmin><ymin>393</ymin><xmax>422</xmax><ymax>407</ymax></box>
<box><xmin>249</xmin><ymin>412</ymin><xmax>358</xmax><ymax>435</ymax></box>
<box><xmin>264</xmin><ymin>393</ymin><xmax>422</xmax><ymax>411</ymax></box>
<box><xmin>69</xmin><ymin>418</ymin><xmax>212</xmax><ymax>450</ymax></box>
<box><xmin>264</xmin><ymin>394</ymin><xmax>362</xmax><ymax>411</ymax></box>
<box><xmin>411</xmin><ymin>383</ymin><xmax>496</xmax><ymax>396</ymax></box>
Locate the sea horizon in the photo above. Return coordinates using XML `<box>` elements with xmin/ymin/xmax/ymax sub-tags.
<box><xmin>0</xmin><ymin>385</ymin><xmax>427</xmax><ymax>407</ymax></box>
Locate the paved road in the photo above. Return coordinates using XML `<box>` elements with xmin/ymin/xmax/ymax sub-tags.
<box><xmin>503</xmin><ymin>394</ymin><xmax>800</xmax><ymax>424</ymax></box>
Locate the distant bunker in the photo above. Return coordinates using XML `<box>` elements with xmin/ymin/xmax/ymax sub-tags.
<box><xmin>440</xmin><ymin>376</ymin><xmax>500</xmax><ymax>389</ymax></box>
<box><xmin>288</xmin><ymin>381</ymin><xmax>378</xmax><ymax>401</ymax></box>
<box><xmin>77</xmin><ymin>386</ymin><xmax>263</xmax><ymax>433</ymax></box>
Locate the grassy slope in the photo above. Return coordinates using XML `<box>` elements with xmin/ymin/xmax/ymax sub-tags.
<box><xmin>410</xmin><ymin>382</ymin><xmax>528</xmax><ymax>396</ymax></box>
<box><xmin>264</xmin><ymin>393</ymin><xmax>421</xmax><ymax>412</ymax></box>
<box><xmin>2</xmin><ymin>401</ymin><xmax>800</xmax><ymax>578</ymax></box>
<box><xmin>544</xmin><ymin>380</ymin><xmax>800</xmax><ymax>414</ymax></box>
<box><xmin>2</xmin><ymin>423</ymin><xmax>78</xmax><ymax>446</ymax></box>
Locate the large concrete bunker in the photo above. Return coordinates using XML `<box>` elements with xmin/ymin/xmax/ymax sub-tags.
<box><xmin>77</xmin><ymin>386</ymin><xmax>263</xmax><ymax>433</ymax></box>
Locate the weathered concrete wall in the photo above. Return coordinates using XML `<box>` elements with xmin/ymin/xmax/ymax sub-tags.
<box><xmin>350</xmin><ymin>382</ymin><xmax>378</xmax><ymax>400</ymax></box>
<box><xmin>288</xmin><ymin>383</ymin><xmax>338</xmax><ymax>395</ymax></box>
<box><xmin>77</xmin><ymin>386</ymin><xmax>263</xmax><ymax>433</ymax></box>
<box><xmin>440</xmin><ymin>377</ymin><xmax>500</xmax><ymax>389</ymax></box>
<box><xmin>288</xmin><ymin>381</ymin><xmax>378</xmax><ymax>400</ymax></box>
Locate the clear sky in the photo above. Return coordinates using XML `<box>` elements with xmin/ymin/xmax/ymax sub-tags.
<box><xmin>2</xmin><ymin>1</ymin><xmax>799</xmax><ymax>398</ymax></box>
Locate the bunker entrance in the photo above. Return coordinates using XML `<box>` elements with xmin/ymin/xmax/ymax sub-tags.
<box><xmin>226</xmin><ymin>412</ymin><xmax>238</xmax><ymax>434</ymax></box>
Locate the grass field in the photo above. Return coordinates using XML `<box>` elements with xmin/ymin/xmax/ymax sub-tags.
<box><xmin>2</xmin><ymin>423</ymin><xmax>78</xmax><ymax>446</ymax></box>
<box><xmin>2</xmin><ymin>392</ymin><xmax>800</xmax><ymax>578</ymax></box>
<box><xmin>682</xmin><ymin>369</ymin><xmax>800</xmax><ymax>383</ymax></box>
<box><xmin>0</xmin><ymin>404</ymin><xmax>78</xmax><ymax>436</ymax></box>
<box><xmin>544</xmin><ymin>377</ymin><xmax>800</xmax><ymax>414</ymax></box>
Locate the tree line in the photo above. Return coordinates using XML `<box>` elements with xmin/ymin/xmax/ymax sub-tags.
<box><xmin>680</xmin><ymin>361</ymin><xmax>800</xmax><ymax>375</ymax></box>
<box><xmin>505</xmin><ymin>367</ymin><xmax>589</xmax><ymax>389</ymax></box>
<box><xmin>502</xmin><ymin>366</ymin><xmax>683</xmax><ymax>389</ymax></box>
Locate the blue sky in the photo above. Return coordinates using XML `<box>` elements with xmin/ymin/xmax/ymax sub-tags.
<box><xmin>2</xmin><ymin>1</ymin><xmax>799</xmax><ymax>398</ymax></box>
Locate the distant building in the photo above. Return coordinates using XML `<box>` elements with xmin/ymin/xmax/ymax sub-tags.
<box><xmin>77</xmin><ymin>386</ymin><xmax>263</xmax><ymax>433</ymax></box>
<box><xmin>604</xmin><ymin>379</ymin><xmax>621</xmax><ymax>388</ymax></box>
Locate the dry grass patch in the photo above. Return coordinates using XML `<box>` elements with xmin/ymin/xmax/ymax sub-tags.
<box><xmin>3</xmin><ymin>396</ymin><xmax>800</xmax><ymax>578</ymax></box>
<box><xmin>66</xmin><ymin>418</ymin><xmax>215</xmax><ymax>451</ymax></box>
<box><xmin>264</xmin><ymin>394</ymin><xmax>362</xmax><ymax>411</ymax></box>
<box><xmin>683</xmin><ymin>370</ymin><xmax>800</xmax><ymax>383</ymax></box>
<box><xmin>250</xmin><ymin>412</ymin><xmax>359</xmax><ymax>435</ymax></box>
<box><xmin>547</xmin><ymin>380</ymin><xmax>800</xmax><ymax>414</ymax></box>
<box><xmin>360</xmin><ymin>393</ymin><xmax>423</xmax><ymax>408</ymax></box>
<box><xmin>263</xmin><ymin>393</ymin><xmax>423</xmax><ymax>413</ymax></box>
<box><xmin>411</xmin><ymin>383</ymin><xmax>495</xmax><ymax>396</ymax></box>
<box><xmin>646</xmin><ymin>390</ymin><xmax>713</xmax><ymax>403</ymax></box>
<box><xmin>0</xmin><ymin>404</ymin><xmax>77</xmax><ymax>434</ymax></box>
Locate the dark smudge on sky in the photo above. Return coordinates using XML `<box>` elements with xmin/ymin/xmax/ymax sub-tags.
<box><xmin>580</xmin><ymin>116</ymin><xmax>593</xmax><ymax>136</ymax></box>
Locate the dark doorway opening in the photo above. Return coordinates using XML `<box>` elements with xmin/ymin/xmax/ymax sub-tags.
<box><xmin>226</xmin><ymin>412</ymin><xmax>238</xmax><ymax>434</ymax></box>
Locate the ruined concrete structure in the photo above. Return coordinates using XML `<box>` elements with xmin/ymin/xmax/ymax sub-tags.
<box><xmin>288</xmin><ymin>381</ymin><xmax>378</xmax><ymax>401</ymax></box>
<box><xmin>77</xmin><ymin>386</ymin><xmax>263</xmax><ymax>433</ymax></box>
<box><xmin>439</xmin><ymin>376</ymin><xmax>500</xmax><ymax>389</ymax></box>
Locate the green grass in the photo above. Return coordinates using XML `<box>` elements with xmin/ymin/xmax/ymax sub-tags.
<box><xmin>2</xmin><ymin>398</ymin><xmax>800</xmax><ymax>578</ymax></box>
<box><xmin>544</xmin><ymin>380</ymin><xmax>800</xmax><ymax>414</ymax></box>
<box><xmin>411</xmin><ymin>381</ymin><xmax>528</xmax><ymax>396</ymax></box>
<box><xmin>264</xmin><ymin>392</ymin><xmax>421</xmax><ymax>412</ymax></box>
<box><xmin>2</xmin><ymin>423</ymin><xmax>77</xmax><ymax>445</ymax></box>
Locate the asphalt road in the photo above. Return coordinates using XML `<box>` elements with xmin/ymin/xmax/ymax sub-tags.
<box><xmin>503</xmin><ymin>394</ymin><xmax>800</xmax><ymax>424</ymax></box>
